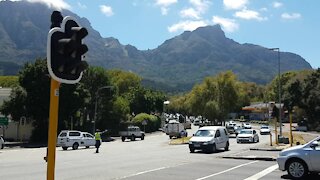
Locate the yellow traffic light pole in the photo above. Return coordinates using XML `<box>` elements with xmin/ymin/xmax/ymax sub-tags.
<box><xmin>47</xmin><ymin>79</ymin><xmax>60</xmax><ymax>180</ymax></box>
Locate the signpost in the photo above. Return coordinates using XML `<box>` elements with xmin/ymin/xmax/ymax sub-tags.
<box><xmin>142</xmin><ymin>120</ymin><xmax>147</xmax><ymax>132</ymax></box>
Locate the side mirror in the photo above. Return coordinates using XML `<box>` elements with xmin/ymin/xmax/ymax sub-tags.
<box><xmin>310</xmin><ymin>141</ymin><xmax>319</xmax><ymax>149</ymax></box>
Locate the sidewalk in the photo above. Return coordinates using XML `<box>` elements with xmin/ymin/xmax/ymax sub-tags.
<box><xmin>222</xmin><ymin>143</ymin><xmax>290</xmax><ymax>161</ymax></box>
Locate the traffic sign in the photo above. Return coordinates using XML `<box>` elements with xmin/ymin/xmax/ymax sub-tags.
<box><xmin>0</xmin><ymin>117</ymin><xmax>8</xmax><ymax>125</ymax></box>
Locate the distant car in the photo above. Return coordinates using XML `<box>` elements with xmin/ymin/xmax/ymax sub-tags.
<box><xmin>189</xmin><ymin>126</ymin><xmax>229</xmax><ymax>153</ymax></box>
<box><xmin>277</xmin><ymin>136</ymin><xmax>320</xmax><ymax>179</ymax></box>
<box><xmin>0</xmin><ymin>135</ymin><xmax>4</xmax><ymax>149</ymax></box>
<box><xmin>227</xmin><ymin>121</ymin><xmax>237</xmax><ymax>127</ymax></box>
<box><xmin>260</xmin><ymin>125</ymin><xmax>271</xmax><ymax>135</ymax></box>
<box><xmin>242</xmin><ymin>122</ymin><xmax>252</xmax><ymax>129</ymax></box>
<box><xmin>237</xmin><ymin>129</ymin><xmax>259</xmax><ymax>143</ymax></box>
<box><xmin>57</xmin><ymin>130</ymin><xmax>96</xmax><ymax>150</ymax></box>
<box><xmin>119</xmin><ymin>126</ymin><xmax>145</xmax><ymax>141</ymax></box>
<box><xmin>184</xmin><ymin>120</ymin><xmax>192</xmax><ymax>129</ymax></box>
<box><xmin>234</xmin><ymin>126</ymin><xmax>243</xmax><ymax>136</ymax></box>
<box><xmin>193</xmin><ymin>119</ymin><xmax>201</xmax><ymax>126</ymax></box>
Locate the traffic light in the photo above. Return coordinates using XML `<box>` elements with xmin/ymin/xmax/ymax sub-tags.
<box><xmin>47</xmin><ymin>16</ymin><xmax>88</xmax><ymax>84</ymax></box>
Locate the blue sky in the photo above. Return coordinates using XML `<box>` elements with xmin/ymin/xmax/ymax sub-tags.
<box><xmin>21</xmin><ymin>0</ymin><xmax>320</xmax><ymax>68</ymax></box>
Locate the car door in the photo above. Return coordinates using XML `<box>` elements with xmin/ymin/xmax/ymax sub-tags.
<box><xmin>85</xmin><ymin>133</ymin><xmax>96</xmax><ymax>146</ymax></box>
<box><xmin>308</xmin><ymin>140</ymin><xmax>320</xmax><ymax>171</ymax></box>
<box><xmin>214</xmin><ymin>129</ymin><xmax>223</xmax><ymax>148</ymax></box>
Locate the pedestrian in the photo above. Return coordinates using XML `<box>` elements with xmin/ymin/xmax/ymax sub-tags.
<box><xmin>95</xmin><ymin>129</ymin><xmax>102</xmax><ymax>153</ymax></box>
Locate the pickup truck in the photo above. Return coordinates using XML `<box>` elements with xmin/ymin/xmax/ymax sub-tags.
<box><xmin>119</xmin><ymin>126</ymin><xmax>145</xmax><ymax>142</ymax></box>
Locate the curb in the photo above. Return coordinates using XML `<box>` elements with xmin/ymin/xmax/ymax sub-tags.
<box><xmin>222</xmin><ymin>156</ymin><xmax>276</xmax><ymax>161</ymax></box>
<box><xmin>249</xmin><ymin>148</ymin><xmax>283</xmax><ymax>151</ymax></box>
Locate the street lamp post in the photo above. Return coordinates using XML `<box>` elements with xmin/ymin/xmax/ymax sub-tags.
<box><xmin>269</xmin><ymin>48</ymin><xmax>282</xmax><ymax>137</ymax></box>
<box><xmin>93</xmin><ymin>86</ymin><xmax>112</xmax><ymax>134</ymax></box>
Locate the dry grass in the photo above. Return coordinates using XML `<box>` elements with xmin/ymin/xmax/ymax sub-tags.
<box><xmin>281</xmin><ymin>132</ymin><xmax>306</xmax><ymax>145</ymax></box>
<box><xmin>169</xmin><ymin>137</ymin><xmax>191</xmax><ymax>145</ymax></box>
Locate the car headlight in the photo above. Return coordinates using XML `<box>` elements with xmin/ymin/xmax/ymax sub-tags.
<box><xmin>203</xmin><ymin>142</ymin><xmax>209</xmax><ymax>145</ymax></box>
<box><xmin>189</xmin><ymin>141</ymin><xmax>193</xmax><ymax>144</ymax></box>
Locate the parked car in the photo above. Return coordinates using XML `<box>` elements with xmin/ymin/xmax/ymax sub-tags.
<box><xmin>57</xmin><ymin>130</ymin><xmax>96</xmax><ymax>150</ymax></box>
<box><xmin>0</xmin><ymin>135</ymin><xmax>4</xmax><ymax>149</ymax></box>
<box><xmin>260</xmin><ymin>125</ymin><xmax>271</xmax><ymax>135</ymax></box>
<box><xmin>119</xmin><ymin>126</ymin><xmax>145</xmax><ymax>142</ymax></box>
<box><xmin>242</xmin><ymin>122</ymin><xmax>252</xmax><ymax>129</ymax></box>
<box><xmin>193</xmin><ymin>119</ymin><xmax>201</xmax><ymax>126</ymax></box>
<box><xmin>237</xmin><ymin>129</ymin><xmax>259</xmax><ymax>143</ymax></box>
<box><xmin>227</xmin><ymin>121</ymin><xmax>237</xmax><ymax>127</ymax></box>
<box><xmin>277</xmin><ymin>136</ymin><xmax>320</xmax><ymax>179</ymax></box>
<box><xmin>189</xmin><ymin>126</ymin><xmax>229</xmax><ymax>153</ymax></box>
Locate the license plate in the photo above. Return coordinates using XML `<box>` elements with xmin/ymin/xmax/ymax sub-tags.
<box><xmin>194</xmin><ymin>144</ymin><xmax>200</xmax><ymax>147</ymax></box>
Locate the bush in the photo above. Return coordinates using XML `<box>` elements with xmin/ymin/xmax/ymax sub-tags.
<box><xmin>132</xmin><ymin>113</ymin><xmax>161</xmax><ymax>133</ymax></box>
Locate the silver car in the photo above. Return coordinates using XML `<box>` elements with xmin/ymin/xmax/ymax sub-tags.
<box><xmin>277</xmin><ymin>136</ymin><xmax>320</xmax><ymax>179</ymax></box>
<box><xmin>236</xmin><ymin>129</ymin><xmax>259</xmax><ymax>143</ymax></box>
<box><xmin>0</xmin><ymin>135</ymin><xmax>4</xmax><ymax>149</ymax></box>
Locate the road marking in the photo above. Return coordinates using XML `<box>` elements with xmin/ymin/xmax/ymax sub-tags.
<box><xmin>243</xmin><ymin>164</ymin><xmax>278</xmax><ymax>180</ymax></box>
<box><xmin>114</xmin><ymin>163</ymin><xmax>187</xmax><ymax>179</ymax></box>
<box><xmin>195</xmin><ymin>161</ymin><xmax>259</xmax><ymax>180</ymax></box>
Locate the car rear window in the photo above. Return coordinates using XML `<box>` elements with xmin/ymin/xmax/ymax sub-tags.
<box><xmin>69</xmin><ymin>132</ymin><xmax>81</xmax><ymax>136</ymax></box>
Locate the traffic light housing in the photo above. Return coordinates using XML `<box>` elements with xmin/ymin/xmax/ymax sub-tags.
<box><xmin>47</xmin><ymin>16</ymin><xmax>88</xmax><ymax>84</ymax></box>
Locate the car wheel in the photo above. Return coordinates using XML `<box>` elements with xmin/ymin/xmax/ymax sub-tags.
<box><xmin>121</xmin><ymin>136</ymin><xmax>125</xmax><ymax>142</ymax></box>
<box><xmin>72</xmin><ymin>143</ymin><xmax>79</xmax><ymax>150</ymax></box>
<box><xmin>131</xmin><ymin>135</ymin><xmax>135</xmax><ymax>141</ymax></box>
<box><xmin>211</xmin><ymin>144</ymin><xmax>217</xmax><ymax>153</ymax></box>
<box><xmin>190</xmin><ymin>148</ymin><xmax>195</xmax><ymax>153</ymax></box>
<box><xmin>257</xmin><ymin>137</ymin><xmax>259</xmax><ymax>142</ymax></box>
<box><xmin>62</xmin><ymin>147</ymin><xmax>68</xmax><ymax>150</ymax></box>
<box><xmin>224</xmin><ymin>141</ymin><xmax>229</xmax><ymax>151</ymax></box>
<box><xmin>1</xmin><ymin>144</ymin><xmax>4</xmax><ymax>149</ymax></box>
<box><xmin>169</xmin><ymin>136</ymin><xmax>172</xmax><ymax>139</ymax></box>
<box><xmin>287</xmin><ymin>159</ymin><xmax>308</xmax><ymax>179</ymax></box>
<box><xmin>141</xmin><ymin>135</ymin><xmax>145</xmax><ymax>140</ymax></box>
<box><xmin>85</xmin><ymin>146</ymin><xmax>89</xmax><ymax>148</ymax></box>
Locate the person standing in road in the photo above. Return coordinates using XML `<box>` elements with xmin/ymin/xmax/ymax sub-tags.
<box><xmin>95</xmin><ymin>129</ymin><xmax>102</xmax><ymax>153</ymax></box>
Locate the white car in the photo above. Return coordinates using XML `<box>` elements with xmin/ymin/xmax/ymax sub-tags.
<box><xmin>260</xmin><ymin>125</ymin><xmax>271</xmax><ymax>135</ymax></box>
<box><xmin>189</xmin><ymin>126</ymin><xmax>229</xmax><ymax>153</ymax></box>
<box><xmin>57</xmin><ymin>130</ymin><xmax>96</xmax><ymax>150</ymax></box>
<box><xmin>277</xmin><ymin>136</ymin><xmax>320</xmax><ymax>179</ymax></box>
<box><xmin>0</xmin><ymin>135</ymin><xmax>4</xmax><ymax>149</ymax></box>
<box><xmin>242</xmin><ymin>122</ymin><xmax>252</xmax><ymax>129</ymax></box>
<box><xmin>237</xmin><ymin>129</ymin><xmax>259</xmax><ymax>143</ymax></box>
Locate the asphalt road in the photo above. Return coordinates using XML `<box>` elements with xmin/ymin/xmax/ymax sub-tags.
<box><xmin>0</xmin><ymin>124</ymin><xmax>316</xmax><ymax>180</ymax></box>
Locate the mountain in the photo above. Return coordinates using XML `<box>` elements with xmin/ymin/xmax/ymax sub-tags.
<box><xmin>0</xmin><ymin>1</ymin><xmax>312</xmax><ymax>91</ymax></box>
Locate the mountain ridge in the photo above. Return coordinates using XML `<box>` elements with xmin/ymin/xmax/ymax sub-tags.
<box><xmin>0</xmin><ymin>1</ymin><xmax>312</xmax><ymax>91</ymax></box>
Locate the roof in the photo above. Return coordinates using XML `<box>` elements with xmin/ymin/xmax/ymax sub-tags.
<box><xmin>198</xmin><ymin>126</ymin><xmax>225</xmax><ymax>130</ymax></box>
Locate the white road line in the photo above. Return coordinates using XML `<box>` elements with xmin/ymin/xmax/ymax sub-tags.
<box><xmin>195</xmin><ymin>161</ymin><xmax>259</xmax><ymax>180</ymax></box>
<box><xmin>114</xmin><ymin>163</ymin><xmax>187</xmax><ymax>180</ymax></box>
<box><xmin>243</xmin><ymin>164</ymin><xmax>279</xmax><ymax>180</ymax></box>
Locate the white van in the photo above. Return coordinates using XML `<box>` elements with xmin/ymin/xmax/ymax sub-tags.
<box><xmin>189</xmin><ymin>126</ymin><xmax>229</xmax><ymax>153</ymax></box>
<box><xmin>57</xmin><ymin>130</ymin><xmax>96</xmax><ymax>150</ymax></box>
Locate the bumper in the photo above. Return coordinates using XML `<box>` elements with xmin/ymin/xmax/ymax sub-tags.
<box><xmin>237</xmin><ymin>138</ymin><xmax>253</xmax><ymax>143</ymax></box>
<box><xmin>276</xmin><ymin>156</ymin><xmax>287</xmax><ymax>171</ymax></box>
<box><xmin>189</xmin><ymin>143</ymin><xmax>213</xmax><ymax>151</ymax></box>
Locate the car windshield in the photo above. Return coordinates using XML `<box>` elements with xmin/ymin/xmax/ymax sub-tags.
<box><xmin>240</xmin><ymin>130</ymin><xmax>252</xmax><ymax>134</ymax></box>
<box><xmin>261</xmin><ymin>126</ymin><xmax>269</xmax><ymax>129</ymax></box>
<box><xmin>194</xmin><ymin>130</ymin><xmax>215</xmax><ymax>137</ymax></box>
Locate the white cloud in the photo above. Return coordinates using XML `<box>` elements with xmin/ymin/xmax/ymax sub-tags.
<box><xmin>281</xmin><ymin>13</ymin><xmax>301</xmax><ymax>20</ymax></box>
<box><xmin>180</xmin><ymin>8</ymin><xmax>201</xmax><ymax>19</ymax></box>
<box><xmin>272</xmin><ymin>2</ymin><xmax>283</xmax><ymax>8</ymax></box>
<box><xmin>26</xmin><ymin>0</ymin><xmax>70</xmax><ymax>10</ymax></box>
<box><xmin>155</xmin><ymin>0</ymin><xmax>177</xmax><ymax>6</ymax></box>
<box><xmin>168</xmin><ymin>20</ymin><xmax>207</xmax><ymax>33</ymax></box>
<box><xmin>77</xmin><ymin>2</ymin><xmax>87</xmax><ymax>9</ymax></box>
<box><xmin>100</xmin><ymin>5</ymin><xmax>114</xmax><ymax>17</ymax></box>
<box><xmin>234</xmin><ymin>9</ymin><xmax>266</xmax><ymax>21</ymax></box>
<box><xmin>223</xmin><ymin>0</ymin><xmax>248</xmax><ymax>10</ymax></box>
<box><xmin>155</xmin><ymin>0</ymin><xmax>178</xmax><ymax>15</ymax></box>
<box><xmin>212</xmin><ymin>16</ymin><xmax>239</xmax><ymax>32</ymax></box>
<box><xmin>190</xmin><ymin>0</ymin><xmax>210</xmax><ymax>13</ymax></box>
